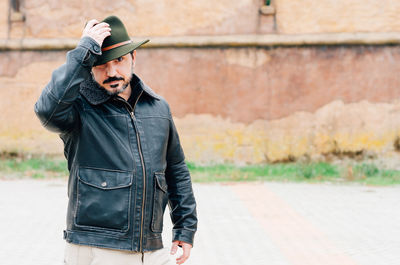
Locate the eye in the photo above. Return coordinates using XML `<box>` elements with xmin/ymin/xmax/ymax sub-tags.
<box><xmin>116</xmin><ymin>57</ymin><xmax>123</xmax><ymax>62</ymax></box>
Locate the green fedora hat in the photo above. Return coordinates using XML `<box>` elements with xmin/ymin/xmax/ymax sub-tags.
<box><xmin>94</xmin><ymin>15</ymin><xmax>149</xmax><ymax>66</ymax></box>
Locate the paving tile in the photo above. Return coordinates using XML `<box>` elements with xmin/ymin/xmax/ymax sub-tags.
<box><xmin>0</xmin><ymin>180</ymin><xmax>399</xmax><ymax>265</ymax></box>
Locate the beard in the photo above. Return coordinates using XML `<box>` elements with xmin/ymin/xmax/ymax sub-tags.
<box><xmin>92</xmin><ymin>62</ymin><xmax>134</xmax><ymax>96</ymax></box>
<box><xmin>104</xmin><ymin>77</ymin><xmax>131</xmax><ymax>96</ymax></box>
<box><xmin>92</xmin><ymin>73</ymin><xmax>133</xmax><ymax>96</ymax></box>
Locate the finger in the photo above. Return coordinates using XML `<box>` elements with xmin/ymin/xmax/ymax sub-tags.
<box><xmin>176</xmin><ymin>244</ymin><xmax>191</xmax><ymax>264</ymax></box>
<box><xmin>170</xmin><ymin>241</ymin><xmax>179</xmax><ymax>255</ymax></box>
<box><xmin>85</xmin><ymin>19</ymin><xmax>99</xmax><ymax>30</ymax></box>
<box><xmin>95</xmin><ymin>27</ymin><xmax>112</xmax><ymax>35</ymax></box>
<box><xmin>176</xmin><ymin>253</ymin><xmax>189</xmax><ymax>265</ymax></box>
<box><xmin>92</xmin><ymin>22</ymin><xmax>110</xmax><ymax>31</ymax></box>
<box><xmin>99</xmin><ymin>31</ymin><xmax>111</xmax><ymax>40</ymax></box>
<box><xmin>102</xmin><ymin>31</ymin><xmax>112</xmax><ymax>37</ymax></box>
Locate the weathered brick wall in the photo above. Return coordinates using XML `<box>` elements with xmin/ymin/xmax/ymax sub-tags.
<box><xmin>1</xmin><ymin>46</ymin><xmax>400</xmax><ymax>163</ymax></box>
<box><xmin>8</xmin><ymin>0</ymin><xmax>272</xmax><ymax>38</ymax></box>
<box><xmin>5</xmin><ymin>0</ymin><xmax>400</xmax><ymax>38</ymax></box>
<box><xmin>276</xmin><ymin>0</ymin><xmax>400</xmax><ymax>34</ymax></box>
<box><xmin>1</xmin><ymin>0</ymin><xmax>400</xmax><ymax>163</ymax></box>
<box><xmin>138</xmin><ymin>46</ymin><xmax>400</xmax><ymax>122</ymax></box>
<box><xmin>0</xmin><ymin>1</ymin><xmax>7</xmax><ymax>39</ymax></box>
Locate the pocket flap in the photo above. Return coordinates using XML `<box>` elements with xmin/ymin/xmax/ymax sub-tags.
<box><xmin>155</xmin><ymin>172</ymin><xmax>167</xmax><ymax>193</ymax></box>
<box><xmin>78</xmin><ymin>167</ymin><xmax>133</xmax><ymax>190</ymax></box>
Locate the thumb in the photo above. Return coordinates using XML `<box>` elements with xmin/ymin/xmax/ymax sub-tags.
<box><xmin>170</xmin><ymin>241</ymin><xmax>179</xmax><ymax>255</ymax></box>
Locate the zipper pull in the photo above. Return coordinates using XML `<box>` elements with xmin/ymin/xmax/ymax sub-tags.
<box><xmin>129</xmin><ymin>111</ymin><xmax>136</xmax><ymax>120</ymax></box>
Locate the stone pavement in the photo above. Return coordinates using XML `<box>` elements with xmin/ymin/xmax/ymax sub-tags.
<box><xmin>0</xmin><ymin>180</ymin><xmax>399</xmax><ymax>265</ymax></box>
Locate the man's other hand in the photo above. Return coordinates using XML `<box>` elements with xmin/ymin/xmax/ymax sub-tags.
<box><xmin>81</xmin><ymin>19</ymin><xmax>111</xmax><ymax>47</ymax></box>
<box><xmin>170</xmin><ymin>240</ymin><xmax>192</xmax><ymax>264</ymax></box>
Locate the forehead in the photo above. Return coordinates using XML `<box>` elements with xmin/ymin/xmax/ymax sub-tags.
<box><xmin>120</xmin><ymin>53</ymin><xmax>132</xmax><ymax>59</ymax></box>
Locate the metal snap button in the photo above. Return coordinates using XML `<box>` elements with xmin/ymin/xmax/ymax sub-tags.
<box><xmin>101</xmin><ymin>182</ymin><xmax>107</xmax><ymax>187</ymax></box>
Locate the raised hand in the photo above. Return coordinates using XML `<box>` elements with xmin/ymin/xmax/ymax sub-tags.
<box><xmin>81</xmin><ymin>19</ymin><xmax>111</xmax><ymax>47</ymax></box>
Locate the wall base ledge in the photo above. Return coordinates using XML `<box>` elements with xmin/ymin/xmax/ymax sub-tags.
<box><xmin>1</xmin><ymin>32</ymin><xmax>400</xmax><ymax>51</ymax></box>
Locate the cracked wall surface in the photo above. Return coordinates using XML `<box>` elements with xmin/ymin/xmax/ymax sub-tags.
<box><xmin>1</xmin><ymin>46</ymin><xmax>400</xmax><ymax>163</ymax></box>
<box><xmin>1</xmin><ymin>0</ymin><xmax>400</xmax><ymax>163</ymax></box>
<box><xmin>3</xmin><ymin>0</ymin><xmax>400</xmax><ymax>39</ymax></box>
<box><xmin>275</xmin><ymin>0</ymin><xmax>400</xmax><ymax>34</ymax></box>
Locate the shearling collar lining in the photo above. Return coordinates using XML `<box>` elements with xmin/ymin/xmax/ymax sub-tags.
<box><xmin>79</xmin><ymin>74</ymin><xmax>160</xmax><ymax>105</ymax></box>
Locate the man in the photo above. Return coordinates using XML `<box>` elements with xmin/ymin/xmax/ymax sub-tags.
<box><xmin>34</xmin><ymin>16</ymin><xmax>197</xmax><ymax>265</ymax></box>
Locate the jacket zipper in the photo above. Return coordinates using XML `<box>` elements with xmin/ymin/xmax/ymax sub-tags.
<box><xmin>130</xmin><ymin>91</ymin><xmax>147</xmax><ymax>253</ymax></box>
<box><xmin>116</xmin><ymin>92</ymin><xmax>146</xmax><ymax>252</ymax></box>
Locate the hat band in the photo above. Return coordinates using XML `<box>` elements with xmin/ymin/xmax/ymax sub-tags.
<box><xmin>102</xmin><ymin>40</ymin><xmax>133</xmax><ymax>52</ymax></box>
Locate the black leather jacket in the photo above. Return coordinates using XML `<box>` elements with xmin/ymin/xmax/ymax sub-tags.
<box><xmin>34</xmin><ymin>37</ymin><xmax>197</xmax><ymax>252</ymax></box>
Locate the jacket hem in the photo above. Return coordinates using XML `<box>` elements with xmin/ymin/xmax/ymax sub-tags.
<box><xmin>64</xmin><ymin>230</ymin><xmax>164</xmax><ymax>252</ymax></box>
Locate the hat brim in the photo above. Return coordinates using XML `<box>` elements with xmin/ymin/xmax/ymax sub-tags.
<box><xmin>94</xmin><ymin>39</ymin><xmax>150</xmax><ymax>66</ymax></box>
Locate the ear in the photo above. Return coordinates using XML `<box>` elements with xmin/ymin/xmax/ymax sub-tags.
<box><xmin>131</xmin><ymin>50</ymin><xmax>136</xmax><ymax>64</ymax></box>
<box><xmin>131</xmin><ymin>50</ymin><xmax>137</xmax><ymax>67</ymax></box>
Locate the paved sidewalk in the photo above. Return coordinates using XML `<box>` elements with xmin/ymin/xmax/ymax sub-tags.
<box><xmin>0</xmin><ymin>180</ymin><xmax>399</xmax><ymax>265</ymax></box>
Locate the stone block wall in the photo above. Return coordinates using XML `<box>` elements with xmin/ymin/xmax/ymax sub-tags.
<box><xmin>4</xmin><ymin>0</ymin><xmax>400</xmax><ymax>39</ymax></box>
<box><xmin>1</xmin><ymin>0</ymin><xmax>400</xmax><ymax>164</ymax></box>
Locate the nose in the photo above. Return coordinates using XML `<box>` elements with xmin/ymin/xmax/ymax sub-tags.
<box><xmin>106</xmin><ymin>63</ymin><xmax>117</xmax><ymax>77</ymax></box>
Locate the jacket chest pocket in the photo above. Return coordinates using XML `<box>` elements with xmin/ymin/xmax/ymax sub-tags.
<box><xmin>75</xmin><ymin>167</ymin><xmax>133</xmax><ymax>233</ymax></box>
<box><xmin>151</xmin><ymin>172</ymin><xmax>168</xmax><ymax>233</ymax></box>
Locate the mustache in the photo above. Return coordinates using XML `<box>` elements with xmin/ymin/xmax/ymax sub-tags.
<box><xmin>103</xmin><ymin>76</ymin><xmax>124</xmax><ymax>84</ymax></box>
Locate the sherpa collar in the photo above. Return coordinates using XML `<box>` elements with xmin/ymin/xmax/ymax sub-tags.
<box><xmin>79</xmin><ymin>73</ymin><xmax>161</xmax><ymax>105</ymax></box>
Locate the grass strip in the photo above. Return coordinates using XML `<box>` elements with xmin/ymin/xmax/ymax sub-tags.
<box><xmin>187</xmin><ymin>161</ymin><xmax>400</xmax><ymax>185</ymax></box>
<box><xmin>0</xmin><ymin>157</ymin><xmax>68</xmax><ymax>179</ymax></box>
<box><xmin>1</xmin><ymin>157</ymin><xmax>400</xmax><ymax>185</ymax></box>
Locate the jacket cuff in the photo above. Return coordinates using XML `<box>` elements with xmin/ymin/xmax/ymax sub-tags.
<box><xmin>77</xmin><ymin>37</ymin><xmax>102</xmax><ymax>66</ymax></box>
<box><xmin>172</xmin><ymin>229</ymin><xmax>195</xmax><ymax>247</ymax></box>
